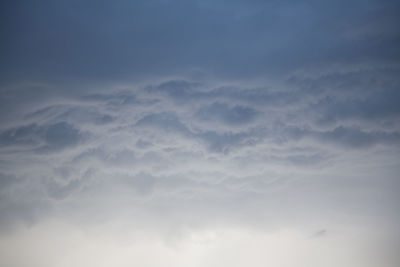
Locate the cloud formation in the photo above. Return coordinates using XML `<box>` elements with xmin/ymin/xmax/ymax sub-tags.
<box><xmin>0</xmin><ymin>1</ymin><xmax>400</xmax><ymax>266</ymax></box>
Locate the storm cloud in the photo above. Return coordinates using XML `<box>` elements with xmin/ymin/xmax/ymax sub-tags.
<box><xmin>0</xmin><ymin>1</ymin><xmax>400</xmax><ymax>267</ymax></box>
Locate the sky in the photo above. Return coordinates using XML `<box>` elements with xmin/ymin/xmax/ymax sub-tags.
<box><xmin>0</xmin><ymin>1</ymin><xmax>400</xmax><ymax>267</ymax></box>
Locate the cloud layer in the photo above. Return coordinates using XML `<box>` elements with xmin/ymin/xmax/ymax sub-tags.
<box><xmin>1</xmin><ymin>1</ymin><xmax>400</xmax><ymax>266</ymax></box>
<box><xmin>1</xmin><ymin>72</ymin><xmax>400</xmax><ymax>266</ymax></box>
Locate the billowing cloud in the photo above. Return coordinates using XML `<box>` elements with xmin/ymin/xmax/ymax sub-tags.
<box><xmin>0</xmin><ymin>76</ymin><xmax>399</xmax><ymax>267</ymax></box>
<box><xmin>1</xmin><ymin>1</ymin><xmax>399</xmax><ymax>267</ymax></box>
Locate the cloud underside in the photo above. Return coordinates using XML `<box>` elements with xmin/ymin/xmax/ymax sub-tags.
<box><xmin>1</xmin><ymin>70</ymin><xmax>399</xmax><ymax>228</ymax></box>
<box><xmin>1</xmin><ymin>0</ymin><xmax>400</xmax><ymax>266</ymax></box>
<box><xmin>1</xmin><ymin>0</ymin><xmax>400</xmax><ymax>82</ymax></box>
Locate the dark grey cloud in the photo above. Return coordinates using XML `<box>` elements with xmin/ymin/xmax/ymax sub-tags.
<box><xmin>43</xmin><ymin>122</ymin><xmax>81</xmax><ymax>150</ymax></box>
<box><xmin>1</xmin><ymin>0</ymin><xmax>399</xmax><ymax>83</ymax></box>
<box><xmin>150</xmin><ymin>80</ymin><xmax>299</xmax><ymax>106</ymax></box>
<box><xmin>0</xmin><ymin>124</ymin><xmax>39</xmax><ymax>147</ymax></box>
<box><xmin>281</xmin><ymin>125</ymin><xmax>400</xmax><ymax>149</ymax></box>
<box><xmin>314</xmin><ymin>126</ymin><xmax>400</xmax><ymax>148</ymax></box>
<box><xmin>81</xmin><ymin>93</ymin><xmax>140</xmax><ymax>106</ymax></box>
<box><xmin>46</xmin><ymin>177</ymin><xmax>82</xmax><ymax>200</ymax></box>
<box><xmin>0</xmin><ymin>172</ymin><xmax>20</xmax><ymax>190</ymax></box>
<box><xmin>312</xmin><ymin>229</ymin><xmax>327</xmax><ymax>238</ymax></box>
<box><xmin>0</xmin><ymin>1</ymin><xmax>400</xmax><ymax>266</ymax></box>
<box><xmin>312</xmin><ymin>88</ymin><xmax>400</xmax><ymax>125</ymax></box>
<box><xmin>0</xmin><ymin>121</ymin><xmax>82</xmax><ymax>152</ymax></box>
<box><xmin>136</xmin><ymin>113</ymin><xmax>192</xmax><ymax>136</ymax></box>
<box><xmin>195</xmin><ymin>102</ymin><xmax>259</xmax><ymax>125</ymax></box>
<box><xmin>135</xmin><ymin>112</ymin><xmax>255</xmax><ymax>152</ymax></box>
<box><xmin>135</xmin><ymin>139</ymin><xmax>152</xmax><ymax>149</ymax></box>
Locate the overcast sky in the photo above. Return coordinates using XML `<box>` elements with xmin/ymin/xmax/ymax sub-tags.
<box><xmin>1</xmin><ymin>1</ymin><xmax>400</xmax><ymax>267</ymax></box>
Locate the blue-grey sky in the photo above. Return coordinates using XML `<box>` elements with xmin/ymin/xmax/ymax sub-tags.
<box><xmin>1</xmin><ymin>1</ymin><xmax>400</xmax><ymax>267</ymax></box>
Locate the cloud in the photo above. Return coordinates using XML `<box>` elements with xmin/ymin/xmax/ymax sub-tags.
<box><xmin>280</xmin><ymin>125</ymin><xmax>400</xmax><ymax>149</ymax></box>
<box><xmin>0</xmin><ymin>124</ymin><xmax>39</xmax><ymax>147</ymax></box>
<box><xmin>195</xmin><ymin>102</ymin><xmax>259</xmax><ymax>125</ymax></box>
<box><xmin>136</xmin><ymin>112</ymin><xmax>192</xmax><ymax>136</ymax></box>
<box><xmin>43</xmin><ymin>122</ymin><xmax>81</xmax><ymax>151</ymax></box>
<box><xmin>0</xmin><ymin>121</ymin><xmax>82</xmax><ymax>152</ymax></box>
<box><xmin>312</xmin><ymin>88</ymin><xmax>400</xmax><ymax>125</ymax></box>
<box><xmin>1</xmin><ymin>1</ymin><xmax>400</xmax><ymax>265</ymax></box>
<box><xmin>312</xmin><ymin>229</ymin><xmax>327</xmax><ymax>238</ymax></box>
<box><xmin>135</xmin><ymin>111</ymin><xmax>261</xmax><ymax>152</ymax></box>
<box><xmin>1</xmin><ymin>0</ymin><xmax>399</xmax><ymax>83</ymax></box>
<box><xmin>314</xmin><ymin>126</ymin><xmax>400</xmax><ymax>148</ymax></box>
